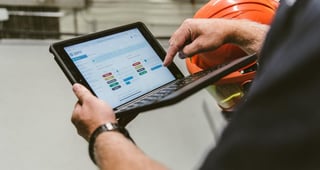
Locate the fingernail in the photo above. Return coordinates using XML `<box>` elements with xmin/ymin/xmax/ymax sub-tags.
<box><xmin>73</xmin><ymin>83</ymin><xmax>81</xmax><ymax>92</ymax></box>
<box><xmin>178</xmin><ymin>51</ymin><xmax>187</xmax><ymax>59</ymax></box>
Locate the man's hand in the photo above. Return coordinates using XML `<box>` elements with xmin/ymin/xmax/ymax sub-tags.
<box><xmin>71</xmin><ymin>83</ymin><xmax>116</xmax><ymax>141</ymax></box>
<box><xmin>164</xmin><ymin>18</ymin><xmax>233</xmax><ymax>66</ymax></box>
<box><xmin>163</xmin><ymin>18</ymin><xmax>269</xmax><ymax>66</ymax></box>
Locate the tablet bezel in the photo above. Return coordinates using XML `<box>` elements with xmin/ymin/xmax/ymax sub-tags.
<box><xmin>50</xmin><ymin>22</ymin><xmax>184</xmax><ymax>97</ymax></box>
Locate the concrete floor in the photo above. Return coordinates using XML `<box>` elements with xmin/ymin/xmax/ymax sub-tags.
<box><xmin>0</xmin><ymin>39</ymin><xmax>226</xmax><ymax>170</ymax></box>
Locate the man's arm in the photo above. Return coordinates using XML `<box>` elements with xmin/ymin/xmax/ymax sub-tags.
<box><xmin>71</xmin><ymin>83</ymin><xmax>168</xmax><ymax>170</ymax></box>
<box><xmin>164</xmin><ymin>18</ymin><xmax>269</xmax><ymax>66</ymax></box>
<box><xmin>94</xmin><ymin>132</ymin><xmax>167</xmax><ymax>170</ymax></box>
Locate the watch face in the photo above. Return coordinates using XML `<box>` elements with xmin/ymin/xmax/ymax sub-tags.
<box><xmin>104</xmin><ymin>122</ymin><xmax>119</xmax><ymax>131</ymax></box>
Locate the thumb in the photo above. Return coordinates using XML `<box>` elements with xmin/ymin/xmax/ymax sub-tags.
<box><xmin>72</xmin><ymin>83</ymin><xmax>93</xmax><ymax>102</ymax></box>
<box><xmin>182</xmin><ymin>39</ymin><xmax>204</xmax><ymax>58</ymax></box>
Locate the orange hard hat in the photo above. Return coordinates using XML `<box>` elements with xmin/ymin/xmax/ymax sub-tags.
<box><xmin>186</xmin><ymin>0</ymin><xmax>279</xmax><ymax>115</ymax></box>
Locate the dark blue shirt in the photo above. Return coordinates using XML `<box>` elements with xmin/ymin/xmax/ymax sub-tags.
<box><xmin>202</xmin><ymin>1</ymin><xmax>320</xmax><ymax>169</ymax></box>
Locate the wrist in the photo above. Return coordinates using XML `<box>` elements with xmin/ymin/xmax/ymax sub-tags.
<box><xmin>88</xmin><ymin>122</ymin><xmax>134</xmax><ymax>165</ymax></box>
<box><xmin>227</xmin><ymin>19</ymin><xmax>269</xmax><ymax>54</ymax></box>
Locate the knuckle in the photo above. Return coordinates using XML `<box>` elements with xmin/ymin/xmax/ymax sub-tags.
<box><xmin>184</xmin><ymin>18</ymin><xmax>193</xmax><ymax>25</ymax></box>
<box><xmin>71</xmin><ymin>112</ymin><xmax>79</xmax><ymax>124</ymax></box>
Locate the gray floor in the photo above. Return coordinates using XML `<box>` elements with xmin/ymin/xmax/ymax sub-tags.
<box><xmin>0</xmin><ymin>39</ymin><xmax>226</xmax><ymax>170</ymax></box>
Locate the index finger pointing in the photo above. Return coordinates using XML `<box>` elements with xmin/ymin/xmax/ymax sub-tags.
<box><xmin>163</xmin><ymin>41</ymin><xmax>179</xmax><ymax>66</ymax></box>
<box><xmin>163</xmin><ymin>21</ymin><xmax>193</xmax><ymax>66</ymax></box>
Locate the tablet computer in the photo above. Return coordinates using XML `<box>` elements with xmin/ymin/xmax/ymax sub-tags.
<box><xmin>49</xmin><ymin>22</ymin><xmax>257</xmax><ymax>118</ymax></box>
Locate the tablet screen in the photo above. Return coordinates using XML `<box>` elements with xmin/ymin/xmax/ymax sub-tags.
<box><xmin>64</xmin><ymin>28</ymin><xmax>175</xmax><ymax>108</ymax></box>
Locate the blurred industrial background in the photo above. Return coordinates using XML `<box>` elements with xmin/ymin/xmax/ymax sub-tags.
<box><xmin>0</xmin><ymin>0</ymin><xmax>208</xmax><ymax>39</ymax></box>
<box><xmin>0</xmin><ymin>0</ymin><xmax>227</xmax><ymax>170</ymax></box>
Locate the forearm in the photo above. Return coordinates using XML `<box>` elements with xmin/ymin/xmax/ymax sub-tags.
<box><xmin>226</xmin><ymin>19</ymin><xmax>270</xmax><ymax>55</ymax></box>
<box><xmin>94</xmin><ymin>132</ymin><xmax>168</xmax><ymax>170</ymax></box>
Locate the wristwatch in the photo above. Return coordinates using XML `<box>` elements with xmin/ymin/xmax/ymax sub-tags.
<box><xmin>88</xmin><ymin>122</ymin><xmax>133</xmax><ymax>165</ymax></box>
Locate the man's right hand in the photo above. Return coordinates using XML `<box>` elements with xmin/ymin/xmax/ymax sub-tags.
<box><xmin>163</xmin><ymin>18</ymin><xmax>269</xmax><ymax>66</ymax></box>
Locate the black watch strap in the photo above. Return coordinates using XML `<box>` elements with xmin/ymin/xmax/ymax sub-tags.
<box><xmin>88</xmin><ymin>122</ymin><xmax>134</xmax><ymax>165</ymax></box>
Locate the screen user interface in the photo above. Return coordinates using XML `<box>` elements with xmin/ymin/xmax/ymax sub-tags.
<box><xmin>64</xmin><ymin>28</ymin><xmax>176</xmax><ymax>108</ymax></box>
